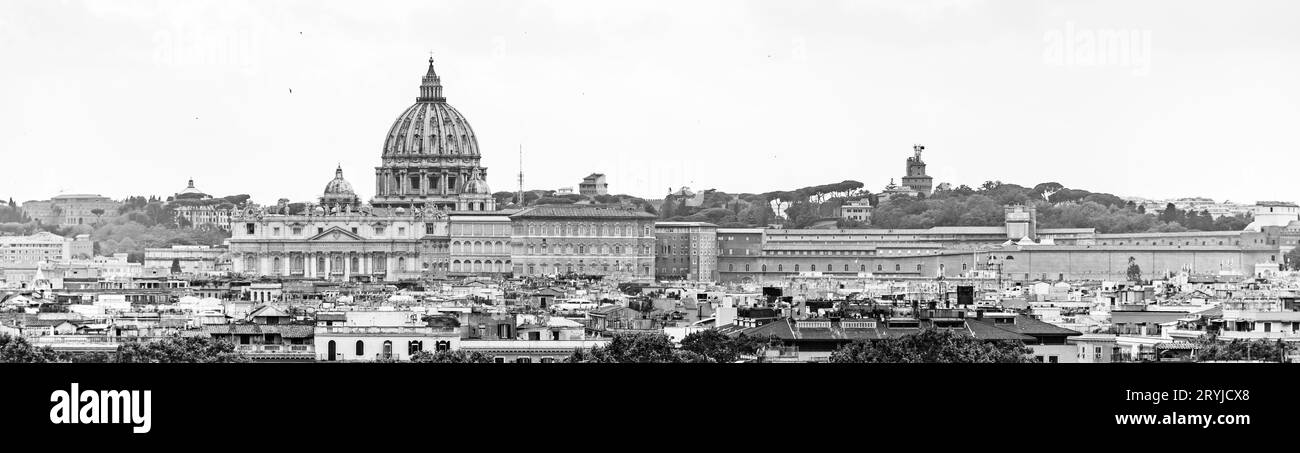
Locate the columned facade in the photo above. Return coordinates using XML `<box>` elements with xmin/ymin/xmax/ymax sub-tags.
<box><xmin>228</xmin><ymin>203</ymin><xmax>448</xmax><ymax>282</ymax></box>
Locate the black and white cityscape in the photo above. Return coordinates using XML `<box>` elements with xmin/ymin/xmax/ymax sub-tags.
<box><xmin>3</xmin><ymin>0</ymin><xmax>1299</xmax><ymax>365</ymax></box>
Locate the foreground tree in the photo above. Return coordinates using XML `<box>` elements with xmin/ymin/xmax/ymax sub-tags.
<box><xmin>828</xmin><ymin>328</ymin><xmax>1035</xmax><ymax>363</ymax></box>
<box><xmin>0</xmin><ymin>334</ymin><xmax>64</xmax><ymax>363</ymax></box>
<box><xmin>409</xmin><ymin>349</ymin><xmax>495</xmax><ymax>363</ymax></box>
<box><xmin>680</xmin><ymin>329</ymin><xmax>741</xmax><ymax>363</ymax></box>
<box><xmin>1286</xmin><ymin>246</ymin><xmax>1300</xmax><ymax>271</ymax></box>
<box><xmin>1193</xmin><ymin>334</ymin><xmax>1291</xmax><ymax>362</ymax></box>
<box><xmin>1126</xmin><ymin>257</ymin><xmax>1143</xmax><ymax>283</ymax></box>
<box><xmin>566</xmin><ymin>332</ymin><xmax>687</xmax><ymax>363</ymax></box>
<box><xmin>116</xmin><ymin>336</ymin><xmax>248</xmax><ymax>363</ymax></box>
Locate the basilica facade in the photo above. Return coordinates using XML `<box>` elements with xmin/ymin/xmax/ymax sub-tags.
<box><xmin>228</xmin><ymin>58</ymin><xmax>502</xmax><ymax>281</ymax></box>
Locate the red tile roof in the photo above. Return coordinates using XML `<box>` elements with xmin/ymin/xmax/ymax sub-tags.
<box><xmin>510</xmin><ymin>205</ymin><xmax>657</xmax><ymax>219</ymax></box>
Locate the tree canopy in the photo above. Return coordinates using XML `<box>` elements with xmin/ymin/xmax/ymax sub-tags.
<box><xmin>409</xmin><ymin>349</ymin><xmax>495</xmax><ymax>363</ymax></box>
<box><xmin>0</xmin><ymin>334</ymin><xmax>63</xmax><ymax>363</ymax></box>
<box><xmin>115</xmin><ymin>336</ymin><xmax>248</xmax><ymax>363</ymax></box>
<box><xmin>565</xmin><ymin>332</ymin><xmax>687</xmax><ymax>363</ymax></box>
<box><xmin>679</xmin><ymin>329</ymin><xmax>742</xmax><ymax>363</ymax></box>
<box><xmin>828</xmin><ymin>328</ymin><xmax>1035</xmax><ymax>363</ymax></box>
<box><xmin>1193</xmin><ymin>334</ymin><xmax>1292</xmax><ymax>362</ymax></box>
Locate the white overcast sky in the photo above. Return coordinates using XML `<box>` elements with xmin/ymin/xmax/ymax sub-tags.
<box><xmin>1</xmin><ymin>0</ymin><xmax>1297</xmax><ymax>205</ymax></box>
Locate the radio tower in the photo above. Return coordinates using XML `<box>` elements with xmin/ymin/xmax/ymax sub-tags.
<box><xmin>516</xmin><ymin>144</ymin><xmax>524</xmax><ymax>206</ymax></box>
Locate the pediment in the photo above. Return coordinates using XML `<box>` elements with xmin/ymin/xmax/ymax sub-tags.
<box><xmin>307</xmin><ymin>227</ymin><xmax>365</xmax><ymax>242</ymax></box>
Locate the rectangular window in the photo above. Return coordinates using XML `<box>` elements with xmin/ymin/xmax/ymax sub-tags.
<box><xmin>375</xmin><ymin>226</ymin><xmax>385</xmax><ymax>235</ymax></box>
<box><xmin>292</xmin><ymin>227</ymin><xmax>303</xmax><ymax>235</ymax></box>
<box><xmin>245</xmin><ymin>223</ymin><xmax>255</xmax><ymax>234</ymax></box>
<box><xmin>272</xmin><ymin>227</ymin><xmax>280</xmax><ymax>236</ymax></box>
<box><xmin>398</xmin><ymin>227</ymin><xmax>406</xmax><ymax>235</ymax></box>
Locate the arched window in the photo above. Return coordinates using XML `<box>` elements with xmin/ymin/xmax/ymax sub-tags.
<box><xmin>895</xmin><ymin>264</ymin><xmax>901</xmax><ymax>271</ymax></box>
<box><xmin>844</xmin><ymin>264</ymin><xmax>849</xmax><ymax>272</ymax></box>
<box><xmin>810</xmin><ymin>264</ymin><xmax>816</xmax><ymax>271</ymax></box>
<box><xmin>761</xmin><ymin>264</ymin><xmax>767</xmax><ymax>272</ymax></box>
<box><xmin>744</xmin><ymin>264</ymin><xmax>750</xmax><ymax>272</ymax></box>
<box><xmin>778</xmin><ymin>264</ymin><xmax>783</xmax><ymax>272</ymax></box>
<box><xmin>382</xmin><ymin>341</ymin><xmax>393</xmax><ymax>359</ymax></box>
<box><xmin>795</xmin><ymin>264</ymin><xmax>800</xmax><ymax>272</ymax></box>
<box><xmin>355</xmin><ymin>340</ymin><xmax>365</xmax><ymax>356</ymax></box>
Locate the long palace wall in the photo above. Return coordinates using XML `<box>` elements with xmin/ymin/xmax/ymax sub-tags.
<box><xmin>716</xmin><ymin>246</ymin><xmax>1278</xmax><ymax>283</ymax></box>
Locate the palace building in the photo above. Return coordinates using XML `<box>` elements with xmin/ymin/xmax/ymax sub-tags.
<box><xmin>22</xmin><ymin>194</ymin><xmax>121</xmax><ymax>227</ymax></box>
<box><xmin>654</xmin><ymin>221</ymin><xmax>718</xmax><ymax>281</ymax></box>
<box><xmin>509</xmin><ymin>205</ymin><xmax>657</xmax><ymax>279</ymax></box>
<box><xmin>717</xmin><ymin>204</ymin><xmax>1281</xmax><ymax>283</ymax></box>
<box><xmin>170</xmin><ymin>179</ymin><xmax>237</xmax><ymax>231</ymax></box>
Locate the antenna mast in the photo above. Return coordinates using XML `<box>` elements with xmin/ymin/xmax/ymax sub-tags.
<box><xmin>517</xmin><ymin>144</ymin><xmax>524</xmax><ymax>206</ymax></box>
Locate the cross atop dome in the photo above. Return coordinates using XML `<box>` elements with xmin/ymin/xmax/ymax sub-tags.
<box><xmin>418</xmin><ymin>55</ymin><xmax>445</xmax><ymax>102</ymax></box>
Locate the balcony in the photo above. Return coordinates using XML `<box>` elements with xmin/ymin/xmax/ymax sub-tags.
<box><xmin>1218</xmin><ymin>331</ymin><xmax>1300</xmax><ymax>341</ymax></box>
<box><xmin>1222</xmin><ymin>310</ymin><xmax>1300</xmax><ymax>322</ymax></box>
<box><xmin>235</xmin><ymin>344</ymin><xmax>314</xmax><ymax>354</ymax></box>
<box><xmin>1165</xmin><ymin>328</ymin><xmax>1209</xmax><ymax>339</ymax></box>
<box><xmin>315</xmin><ymin>326</ymin><xmax>459</xmax><ymax>336</ymax></box>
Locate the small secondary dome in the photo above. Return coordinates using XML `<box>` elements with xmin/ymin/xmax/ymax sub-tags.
<box><xmin>176</xmin><ymin>179</ymin><xmax>211</xmax><ymax>199</ymax></box>
<box><xmin>321</xmin><ymin>165</ymin><xmax>361</xmax><ymax>208</ymax></box>
<box><xmin>464</xmin><ymin>168</ymin><xmax>491</xmax><ymax>195</ymax></box>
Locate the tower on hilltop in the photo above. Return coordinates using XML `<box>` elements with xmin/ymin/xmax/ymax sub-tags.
<box><xmin>900</xmin><ymin>144</ymin><xmax>934</xmax><ymax>196</ymax></box>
